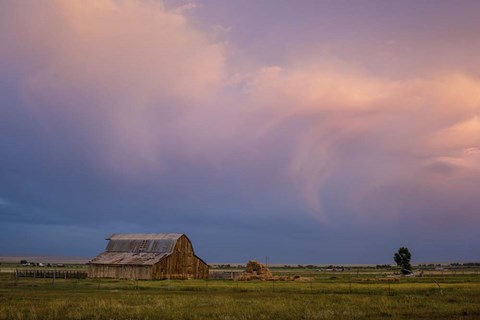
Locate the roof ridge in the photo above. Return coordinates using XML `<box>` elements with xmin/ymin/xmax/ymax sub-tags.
<box><xmin>107</xmin><ymin>233</ymin><xmax>184</xmax><ymax>240</ymax></box>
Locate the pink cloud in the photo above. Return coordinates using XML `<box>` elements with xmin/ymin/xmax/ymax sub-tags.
<box><xmin>2</xmin><ymin>0</ymin><xmax>480</xmax><ymax>226</ymax></box>
<box><xmin>239</xmin><ymin>63</ymin><xmax>480</xmax><ymax>221</ymax></box>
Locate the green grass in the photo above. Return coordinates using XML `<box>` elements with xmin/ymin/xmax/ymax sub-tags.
<box><xmin>1</xmin><ymin>270</ymin><xmax>479</xmax><ymax>319</ymax></box>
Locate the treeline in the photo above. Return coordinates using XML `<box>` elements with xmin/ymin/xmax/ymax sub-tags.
<box><xmin>280</xmin><ymin>265</ymin><xmax>320</xmax><ymax>269</ymax></box>
<box><xmin>416</xmin><ymin>262</ymin><xmax>480</xmax><ymax>267</ymax></box>
<box><xmin>450</xmin><ymin>262</ymin><xmax>480</xmax><ymax>267</ymax></box>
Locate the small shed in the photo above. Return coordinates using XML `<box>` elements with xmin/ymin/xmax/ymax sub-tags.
<box><xmin>88</xmin><ymin>233</ymin><xmax>209</xmax><ymax>280</ymax></box>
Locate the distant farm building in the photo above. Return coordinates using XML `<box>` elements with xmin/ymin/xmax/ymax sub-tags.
<box><xmin>88</xmin><ymin>233</ymin><xmax>209</xmax><ymax>280</ymax></box>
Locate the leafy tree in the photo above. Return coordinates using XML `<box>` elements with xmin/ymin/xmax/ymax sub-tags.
<box><xmin>394</xmin><ymin>247</ymin><xmax>412</xmax><ymax>275</ymax></box>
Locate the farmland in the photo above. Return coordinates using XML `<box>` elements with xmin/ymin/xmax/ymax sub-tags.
<box><xmin>1</xmin><ymin>264</ymin><xmax>479</xmax><ymax>320</ymax></box>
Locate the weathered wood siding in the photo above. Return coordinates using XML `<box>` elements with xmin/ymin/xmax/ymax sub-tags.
<box><xmin>88</xmin><ymin>264</ymin><xmax>153</xmax><ymax>280</ymax></box>
<box><xmin>151</xmin><ymin>235</ymin><xmax>209</xmax><ymax>279</ymax></box>
<box><xmin>193</xmin><ymin>256</ymin><xmax>209</xmax><ymax>279</ymax></box>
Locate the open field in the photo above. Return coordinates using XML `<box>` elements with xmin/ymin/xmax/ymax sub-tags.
<box><xmin>1</xmin><ymin>266</ymin><xmax>479</xmax><ymax>320</ymax></box>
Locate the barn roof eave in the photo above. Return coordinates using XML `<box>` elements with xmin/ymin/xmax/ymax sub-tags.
<box><xmin>194</xmin><ymin>254</ymin><xmax>209</xmax><ymax>267</ymax></box>
<box><xmin>89</xmin><ymin>252</ymin><xmax>172</xmax><ymax>266</ymax></box>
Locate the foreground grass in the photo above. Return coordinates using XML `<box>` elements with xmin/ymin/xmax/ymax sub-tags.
<box><xmin>1</xmin><ymin>273</ymin><xmax>479</xmax><ymax>319</ymax></box>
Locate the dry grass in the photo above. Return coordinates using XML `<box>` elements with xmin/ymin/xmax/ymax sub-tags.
<box><xmin>1</xmin><ymin>270</ymin><xmax>479</xmax><ymax>319</ymax></box>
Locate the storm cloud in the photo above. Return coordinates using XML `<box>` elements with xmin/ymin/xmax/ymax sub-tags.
<box><xmin>1</xmin><ymin>0</ymin><xmax>479</xmax><ymax>263</ymax></box>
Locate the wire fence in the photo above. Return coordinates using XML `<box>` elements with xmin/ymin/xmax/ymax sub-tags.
<box><xmin>4</xmin><ymin>270</ymin><xmax>476</xmax><ymax>297</ymax></box>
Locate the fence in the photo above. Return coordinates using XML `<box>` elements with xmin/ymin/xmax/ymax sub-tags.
<box><xmin>15</xmin><ymin>269</ymin><xmax>88</xmax><ymax>279</ymax></box>
<box><xmin>209</xmin><ymin>271</ymin><xmax>242</xmax><ymax>280</ymax></box>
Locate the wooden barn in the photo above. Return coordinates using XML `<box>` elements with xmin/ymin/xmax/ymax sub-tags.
<box><xmin>88</xmin><ymin>233</ymin><xmax>209</xmax><ymax>280</ymax></box>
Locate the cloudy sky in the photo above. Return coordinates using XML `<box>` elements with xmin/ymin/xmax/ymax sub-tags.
<box><xmin>1</xmin><ymin>0</ymin><xmax>479</xmax><ymax>264</ymax></box>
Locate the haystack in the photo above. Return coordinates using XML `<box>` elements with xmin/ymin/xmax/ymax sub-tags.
<box><xmin>236</xmin><ymin>260</ymin><xmax>273</xmax><ymax>280</ymax></box>
<box><xmin>236</xmin><ymin>260</ymin><xmax>313</xmax><ymax>281</ymax></box>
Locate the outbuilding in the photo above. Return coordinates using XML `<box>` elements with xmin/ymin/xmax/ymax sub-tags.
<box><xmin>88</xmin><ymin>233</ymin><xmax>209</xmax><ymax>280</ymax></box>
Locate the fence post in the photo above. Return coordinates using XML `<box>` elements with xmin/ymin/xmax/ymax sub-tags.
<box><xmin>52</xmin><ymin>269</ymin><xmax>55</xmax><ymax>287</ymax></box>
<box><xmin>433</xmin><ymin>279</ymin><xmax>443</xmax><ymax>295</ymax></box>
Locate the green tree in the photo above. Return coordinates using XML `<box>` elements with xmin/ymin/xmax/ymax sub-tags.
<box><xmin>394</xmin><ymin>247</ymin><xmax>412</xmax><ymax>275</ymax></box>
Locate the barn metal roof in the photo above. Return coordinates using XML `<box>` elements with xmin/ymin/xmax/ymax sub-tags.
<box><xmin>89</xmin><ymin>252</ymin><xmax>169</xmax><ymax>265</ymax></box>
<box><xmin>90</xmin><ymin>233</ymin><xmax>185</xmax><ymax>266</ymax></box>
<box><xmin>107</xmin><ymin>233</ymin><xmax>183</xmax><ymax>241</ymax></box>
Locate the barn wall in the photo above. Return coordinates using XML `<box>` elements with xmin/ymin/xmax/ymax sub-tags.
<box><xmin>150</xmin><ymin>236</ymin><xmax>209</xmax><ymax>279</ymax></box>
<box><xmin>88</xmin><ymin>264</ymin><xmax>152</xmax><ymax>280</ymax></box>
<box><xmin>193</xmin><ymin>256</ymin><xmax>209</xmax><ymax>279</ymax></box>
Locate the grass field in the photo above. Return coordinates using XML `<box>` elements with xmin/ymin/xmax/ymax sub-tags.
<box><xmin>0</xmin><ymin>266</ymin><xmax>479</xmax><ymax>320</ymax></box>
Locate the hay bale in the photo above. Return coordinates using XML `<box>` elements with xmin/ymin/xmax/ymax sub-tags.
<box><xmin>245</xmin><ymin>260</ymin><xmax>272</xmax><ymax>277</ymax></box>
<box><xmin>236</xmin><ymin>260</ymin><xmax>313</xmax><ymax>282</ymax></box>
<box><xmin>236</xmin><ymin>260</ymin><xmax>273</xmax><ymax>281</ymax></box>
<box><xmin>380</xmin><ymin>277</ymin><xmax>400</xmax><ymax>282</ymax></box>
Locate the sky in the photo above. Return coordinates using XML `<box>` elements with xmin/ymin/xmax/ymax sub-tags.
<box><xmin>1</xmin><ymin>0</ymin><xmax>480</xmax><ymax>264</ymax></box>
